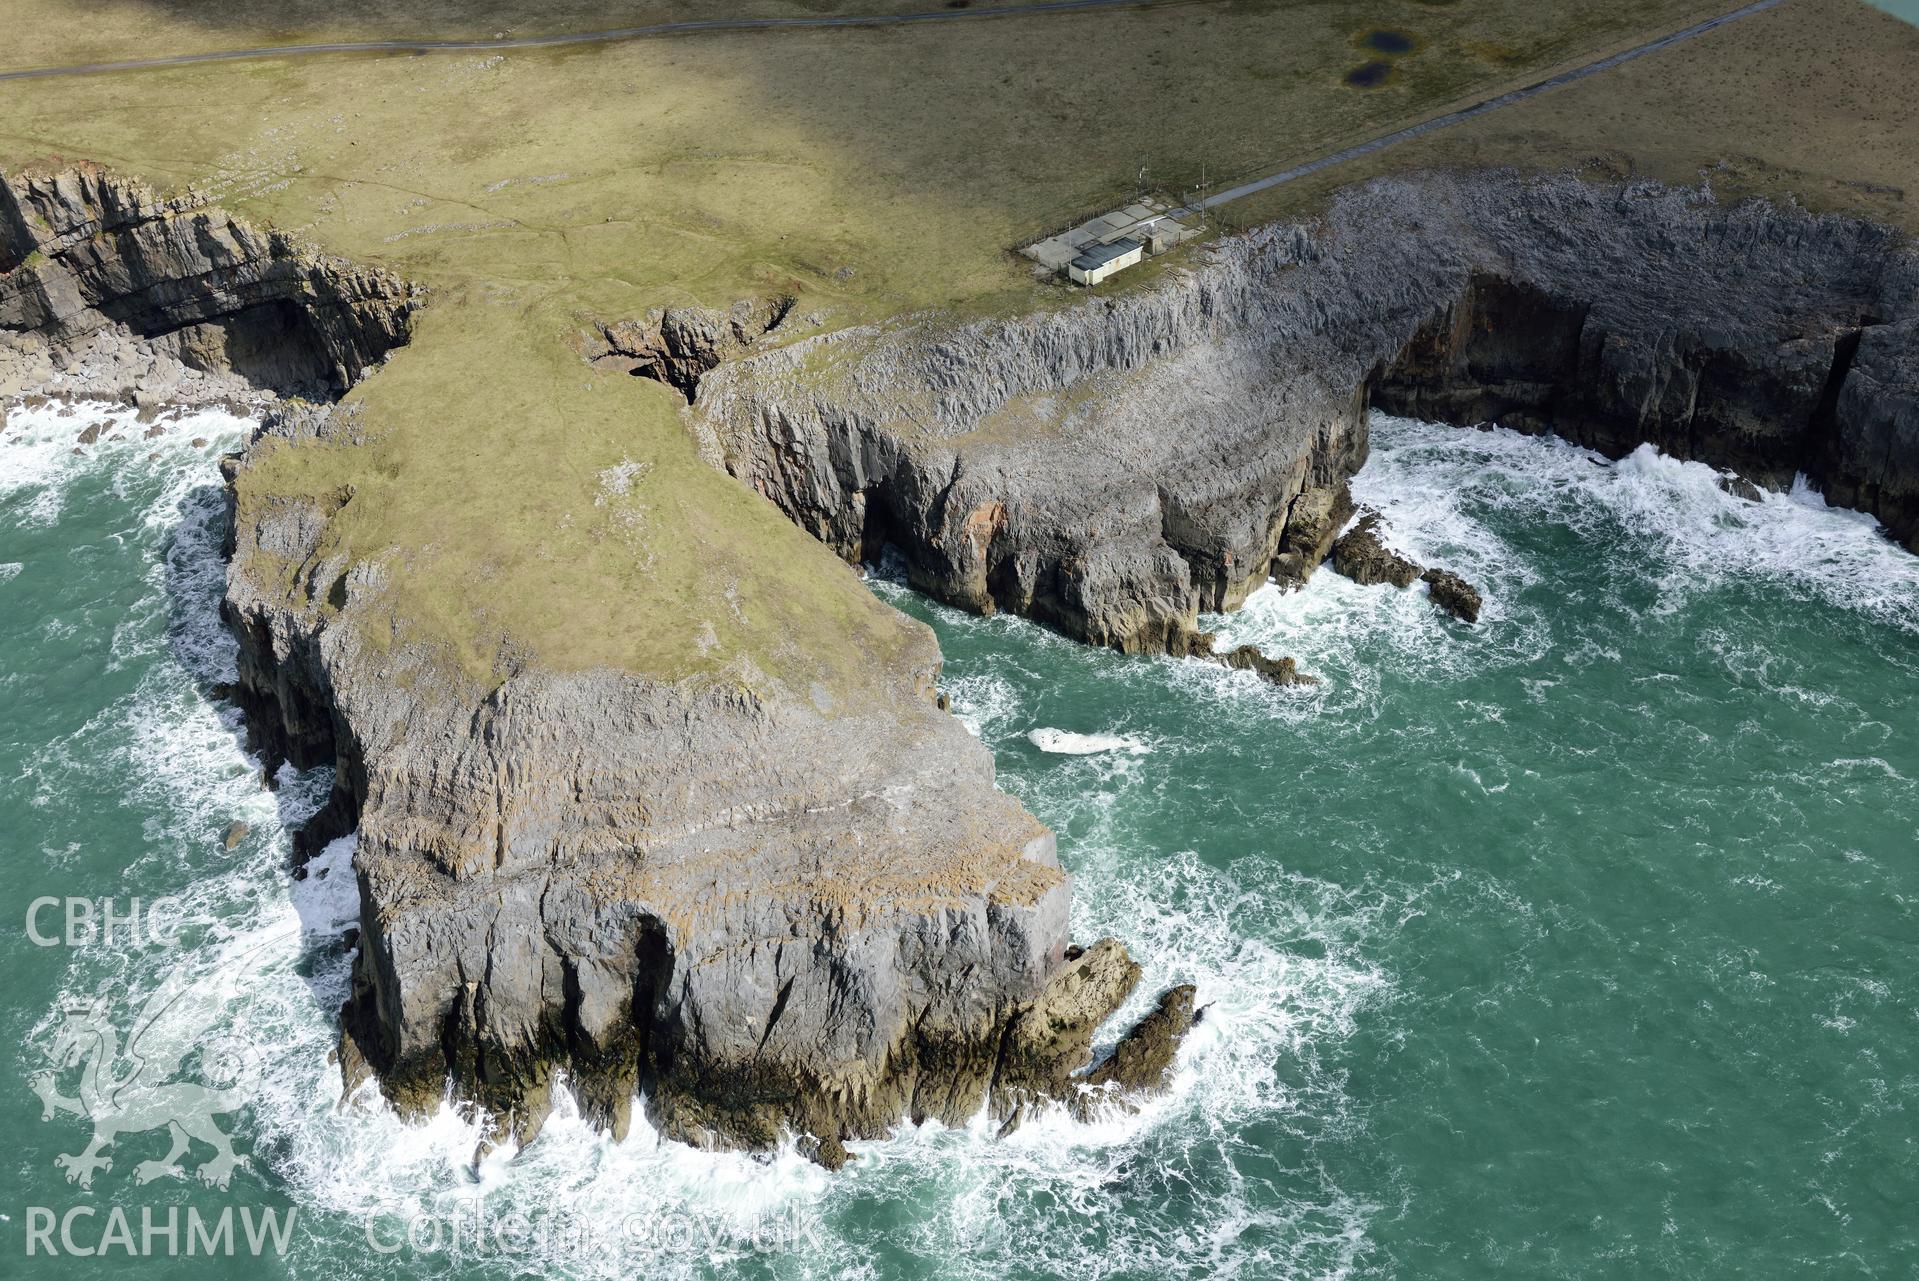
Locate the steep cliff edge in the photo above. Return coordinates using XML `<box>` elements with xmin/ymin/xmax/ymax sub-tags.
<box><xmin>2</xmin><ymin>166</ymin><xmax>1190</xmax><ymax>1164</ymax></box>
<box><xmin>693</xmin><ymin>172</ymin><xmax>1919</xmax><ymax>650</ymax></box>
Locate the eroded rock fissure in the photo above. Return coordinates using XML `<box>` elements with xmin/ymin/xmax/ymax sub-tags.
<box><xmin>587</xmin><ymin>294</ymin><xmax>796</xmax><ymax>402</ymax></box>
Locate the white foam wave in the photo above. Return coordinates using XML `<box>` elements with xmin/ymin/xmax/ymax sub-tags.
<box><xmin>56</xmin><ymin>406</ymin><xmax>1911</xmax><ymax>1279</ymax></box>
<box><xmin>1359</xmin><ymin>414</ymin><xmax>1919</xmax><ymax>633</ymax></box>
<box><xmin>1203</xmin><ymin>415</ymin><xmax>1919</xmax><ymax>719</ymax></box>
<box><xmin>1027</xmin><ymin>727</ymin><xmax>1152</xmax><ymax>755</ymax></box>
<box><xmin>16</xmin><ymin>404</ymin><xmax>1390</xmax><ymax>1281</ymax></box>
<box><xmin>1</xmin><ymin>399</ymin><xmax>250</xmax><ymax>529</ymax></box>
<box><xmin>948</xmin><ymin>671</ymin><xmax>1019</xmax><ymax>738</ymax></box>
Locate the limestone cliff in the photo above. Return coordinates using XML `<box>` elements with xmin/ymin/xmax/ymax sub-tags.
<box><xmin>13</xmin><ymin>162</ymin><xmax>1915</xmax><ymax>1170</ymax></box>
<box><xmin>693</xmin><ymin>172</ymin><xmax>1919</xmax><ymax>651</ymax></box>
<box><xmin>222</xmin><ymin>423</ymin><xmax>1188</xmax><ymax>1157</ymax></box>
<box><xmin>0</xmin><ymin>164</ymin><xmax>417</xmax><ymax>404</ymax></box>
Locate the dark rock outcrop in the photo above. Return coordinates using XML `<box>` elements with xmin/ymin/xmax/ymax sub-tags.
<box><xmin>1329</xmin><ymin>510</ymin><xmax>1481</xmax><ymax>622</ymax></box>
<box><xmin>993</xmin><ymin>940</ymin><xmax>1197</xmax><ymax>1132</ymax></box>
<box><xmin>1162</xmin><ymin>625</ymin><xmax>1311</xmax><ymax>686</ymax></box>
<box><xmin>1081</xmin><ymin>984</ymin><xmax>1197</xmax><ymax>1102</ymax></box>
<box><xmin>1420</xmin><ymin>568</ymin><xmax>1482</xmax><ymax>625</ymax></box>
<box><xmin>1332</xmin><ymin>511</ymin><xmax>1421</xmax><ymax>588</ymax></box>
<box><xmin>693</xmin><ymin>172</ymin><xmax>1919</xmax><ymax>661</ymax></box>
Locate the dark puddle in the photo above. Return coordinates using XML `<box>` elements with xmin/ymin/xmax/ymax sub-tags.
<box><xmin>1343</xmin><ymin>61</ymin><xmax>1396</xmax><ymax>88</ymax></box>
<box><xmin>1360</xmin><ymin>29</ymin><xmax>1417</xmax><ymax>54</ymax></box>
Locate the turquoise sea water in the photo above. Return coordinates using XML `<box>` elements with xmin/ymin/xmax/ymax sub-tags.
<box><xmin>1867</xmin><ymin>0</ymin><xmax>1919</xmax><ymax>27</ymax></box>
<box><xmin>1</xmin><ymin>405</ymin><xmax>1914</xmax><ymax>1278</ymax></box>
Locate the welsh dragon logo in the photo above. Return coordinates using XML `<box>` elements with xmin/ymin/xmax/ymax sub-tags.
<box><xmin>30</xmin><ymin>943</ymin><xmax>270</xmax><ymax>1190</ymax></box>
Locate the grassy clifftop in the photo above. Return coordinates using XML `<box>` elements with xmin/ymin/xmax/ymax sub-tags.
<box><xmin>5</xmin><ymin>0</ymin><xmax>1915</xmax><ymax>687</ymax></box>
<box><xmin>233</xmin><ymin>296</ymin><xmax>934</xmax><ymax>689</ymax></box>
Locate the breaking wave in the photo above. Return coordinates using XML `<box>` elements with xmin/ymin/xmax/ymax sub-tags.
<box><xmin>1026</xmin><ymin>728</ymin><xmax>1152</xmax><ymax>756</ymax></box>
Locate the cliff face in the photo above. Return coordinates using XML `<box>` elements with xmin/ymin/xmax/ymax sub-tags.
<box><xmin>220</xmin><ymin>461</ymin><xmax>1088</xmax><ymax>1153</ymax></box>
<box><xmin>693</xmin><ymin>172</ymin><xmax>1919</xmax><ymax>656</ymax></box>
<box><xmin>12</xmin><ymin>162</ymin><xmax>1913</xmax><ymax>1168</ymax></box>
<box><xmin>2</xmin><ymin>166</ymin><xmax>1186</xmax><ymax>1164</ymax></box>
<box><xmin>0</xmin><ymin>164</ymin><xmax>417</xmax><ymax>403</ymax></box>
<box><xmin>222</xmin><ymin>416</ymin><xmax>1196</xmax><ymax>1158</ymax></box>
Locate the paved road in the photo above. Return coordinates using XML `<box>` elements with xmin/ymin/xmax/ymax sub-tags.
<box><xmin>1189</xmin><ymin>0</ymin><xmax>1790</xmax><ymax>214</ymax></box>
<box><xmin>0</xmin><ymin>0</ymin><xmax>1178</xmax><ymax>81</ymax></box>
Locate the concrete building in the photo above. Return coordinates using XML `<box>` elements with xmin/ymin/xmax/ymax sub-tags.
<box><xmin>1068</xmin><ymin>237</ymin><xmax>1143</xmax><ymax>285</ymax></box>
<box><xmin>1024</xmin><ymin>196</ymin><xmax>1200</xmax><ymax>286</ymax></box>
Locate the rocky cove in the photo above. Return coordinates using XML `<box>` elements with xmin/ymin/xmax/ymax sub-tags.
<box><xmin>4</xmin><ymin>163</ymin><xmax>1916</xmax><ymax>1169</ymax></box>
<box><xmin>693</xmin><ymin>170</ymin><xmax>1919</xmax><ymax>671</ymax></box>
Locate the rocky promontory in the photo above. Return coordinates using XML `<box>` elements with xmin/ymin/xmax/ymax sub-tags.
<box><xmin>693</xmin><ymin>172</ymin><xmax>1919</xmax><ymax>650</ymax></box>
<box><xmin>2</xmin><ymin>166</ymin><xmax>1195</xmax><ymax>1164</ymax></box>
<box><xmin>10</xmin><ymin>161</ymin><xmax>1918</xmax><ymax>1170</ymax></box>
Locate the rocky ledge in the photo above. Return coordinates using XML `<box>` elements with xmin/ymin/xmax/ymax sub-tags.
<box><xmin>691</xmin><ymin>171</ymin><xmax>1919</xmax><ymax>653</ymax></box>
<box><xmin>1332</xmin><ymin>511</ymin><xmax>1482</xmax><ymax>624</ymax></box>
<box><xmin>1</xmin><ymin>166</ymin><xmax>1194</xmax><ymax>1166</ymax></box>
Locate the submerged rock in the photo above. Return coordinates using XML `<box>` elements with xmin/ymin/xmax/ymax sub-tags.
<box><xmin>1170</xmin><ymin>627</ymin><xmax>1313</xmax><ymax>686</ymax></box>
<box><xmin>1326</xmin><ymin>509</ymin><xmax>1482</xmax><ymax>623</ymax></box>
